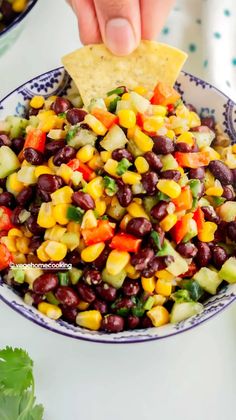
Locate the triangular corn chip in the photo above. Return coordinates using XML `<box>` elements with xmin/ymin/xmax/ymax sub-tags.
<box><xmin>62</xmin><ymin>41</ymin><xmax>187</xmax><ymax>107</ymax></box>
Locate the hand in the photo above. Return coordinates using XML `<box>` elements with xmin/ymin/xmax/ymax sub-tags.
<box><xmin>68</xmin><ymin>0</ymin><xmax>175</xmax><ymax>55</ymax></box>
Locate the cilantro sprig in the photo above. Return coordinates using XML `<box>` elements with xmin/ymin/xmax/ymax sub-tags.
<box><xmin>0</xmin><ymin>347</ymin><xmax>44</xmax><ymax>419</ymax></box>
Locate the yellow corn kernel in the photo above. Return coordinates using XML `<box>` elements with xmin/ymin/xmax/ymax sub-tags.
<box><xmin>86</xmin><ymin>176</ymin><xmax>104</xmax><ymax>199</ymax></box>
<box><xmin>120</xmin><ymin>214</ymin><xmax>132</xmax><ymax>230</ymax></box>
<box><xmin>77</xmin><ymin>301</ymin><xmax>90</xmax><ymax>311</ymax></box>
<box><xmin>38</xmin><ymin>110</ymin><xmax>55</xmax><ymax>119</ymax></box>
<box><xmin>15</xmin><ymin>237</ymin><xmax>30</xmax><ymax>254</ymax></box>
<box><xmin>12</xmin><ymin>253</ymin><xmax>27</xmax><ymax>264</ymax></box>
<box><xmin>152</xmin><ymin>105</ymin><xmax>167</xmax><ymax>117</ymax></box>
<box><xmin>103</xmin><ymin>159</ymin><xmax>119</xmax><ymax>177</ymax></box>
<box><xmin>155</xmin><ymin>279</ymin><xmax>172</xmax><ymax>297</ymax></box>
<box><xmin>37</xmin><ymin>243</ymin><xmax>50</xmax><ymax>262</ymax></box>
<box><xmin>56</xmin><ymin>164</ymin><xmax>73</xmax><ymax>184</ymax></box>
<box><xmin>134</xmin><ymin>156</ymin><xmax>149</xmax><ymax>174</ymax></box>
<box><xmin>29</xmin><ymin>95</ymin><xmax>45</xmax><ymax>109</ymax></box>
<box><xmin>76</xmin><ymin>310</ymin><xmax>102</xmax><ymax>331</ymax></box>
<box><xmin>141</xmin><ymin>277</ymin><xmax>156</xmax><ymax>293</ymax></box>
<box><xmin>1</xmin><ymin>237</ymin><xmax>17</xmax><ymax>253</ymax></box>
<box><xmin>35</xmin><ymin>165</ymin><xmax>53</xmax><ymax>178</ymax></box>
<box><xmin>21</xmin><ymin>159</ymin><xmax>32</xmax><ymax>167</ymax></box>
<box><xmin>152</xmin><ymin>294</ymin><xmax>166</xmax><ymax>306</ymax></box>
<box><xmin>43</xmin><ymin>96</ymin><xmax>57</xmax><ymax>110</ymax></box>
<box><xmin>44</xmin><ymin>225</ymin><xmax>67</xmax><ymax>241</ymax></box>
<box><xmin>133</xmin><ymin>198</ymin><xmax>142</xmax><ymax>205</ymax></box>
<box><xmin>95</xmin><ymin>199</ymin><xmax>106</xmax><ymax>217</ymax></box>
<box><xmin>76</xmin><ymin>145</ymin><xmax>95</xmax><ymax>163</ymax></box>
<box><xmin>134</xmin><ymin>86</ymin><xmax>147</xmax><ymax>96</ymax></box>
<box><xmin>205</xmin><ymin>186</ymin><xmax>223</xmax><ymax>197</ymax></box>
<box><xmin>67</xmin><ymin>221</ymin><xmax>81</xmax><ymax>235</ymax></box>
<box><xmin>188</xmin><ymin>111</ymin><xmax>201</xmax><ymax>128</ymax></box>
<box><xmin>160</xmin><ymin>213</ymin><xmax>178</xmax><ymax>232</ymax></box>
<box><xmin>37</xmin><ymin>202</ymin><xmax>56</xmax><ymax>228</ymax></box>
<box><xmin>157</xmin><ymin>179</ymin><xmax>181</xmax><ymax>199</ymax></box>
<box><xmin>84</xmin><ymin>114</ymin><xmax>107</xmax><ymax>136</ymax></box>
<box><xmin>38</xmin><ymin>302</ymin><xmax>62</xmax><ymax>320</ymax></box>
<box><xmin>44</xmin><ymin>241</ymin><xmax>67</xmax><ymax>261</ymax></box>
<box><xmin>47</xmin><ymin>129</ymin><xmax>66</xmax><ymax>140</ymax></box>
<box><xmin>204</xmin><ymin>170</ymin><xmax>215</xmax><ymax>189</ymax></box>
<box><xmin>125</xmin><ymin>263</ymin><xmax>140</xmax><ymax>279</ymax></box>
<box><xmin>39</xmin><ymin>115</ymin><xmax>60</xmax><ymax>133</ymax></box>
<box><xmin>133</xmin><ymin>127</ymin><xmax>154</xmax><ymax>152</ymax></box>
<box><xmin>88</xmin><ymin>154</ymin><xmax>103</xmax><ymax>170</ymax></box>
<box><xmin>12</xmin><ymin>0</ymin><xmax>27</xmax><ymax>13</ymax></box>
<box><xmin>122</xmin><ymin>93</ymin><xmax>131</xmax><ymax>101</ymax></box>
<box><xmin>176</xmin><ymin>166</ymin><xmax>185</xmax><ymax>176</ymax></box>
<box><xmin>147</xmin><ymin>305</ymin><xmax>170</xmax><ymax>327</ymax></box>
<box><xmin>122</xmin><ymin>171</ymin><xmax>141</xmax><ymax>185</ymax></box>
<box><xmin>81</xmin><ymin>209</ymin><xmax>98</xmax><ymax>229</ymax></box>
<box><xmin>51</xmin><ymin>186</ymin><xmax>73</xmax><ymax>205</ymax></box>
<box><xmin>155</xmin><ymin>269</ymin><xmax>174</xmax><ymax>281</ymax></box>
<box><xmin>127</xmin><ymin>202</ymin><xmax>150</xmax><ymax>220</ymax></box>
<box><xmin>8</xmin><ymin>228</ymin><xmax>23</xmax><ymax>238</ymax></box>
<box><xmin>6</xmin><ymin>173</ymin><xmax>24</xmax><ymax>195</ymax></box>
<box><xmin>100</xmin><ymin>151</ymin><xmax>112</xmax><ymax>163</ymax></box>
<box><xmin>53</xmin><ymin>204</ymin><xmax>70</xmax><ymax>225</ymax></box>
<box><xmin>198</xmin><ymin>222</ymin><xmax>217</xmax><ymax>242</ymax></box>
<box><xmin>166</xmin><ymin>129</ymin><xmax>176</xmax><ymax>140</ymax></box>
<box><xmin>201</xmin><ymin>146</ymin><xmax>220</xmax><ymax>161</ymax></box>
<box><xmin>106</xmin><ymin>250</ymin><xmax>130</xmax><ymax>276</ymax></box>
<box><xmin>20</xmin><ymin>226</ymin><xmax>33</xmax><ymax>238</ymax></box>
<box><xmin>118</xmin><ymin>109</ymin><xmax>136</xmax><ymax>129</ymax></box>
<box><xmin>127</xmin><ymin>126</ymin><xmax>136</xmax><ymax>140</ymax></box>
<box><xmin>232</xmin><ymin>144</ymin><xmax>236</xmax><ymax>153</ymax></box>
<box><xmin>176</xmin><ymin>132</ymin><xmax>194</xmax><ymax>146</ymax></box>
<box><xmin>143</xmin><ymin>116</ymin><xmax>164</xmax><ymax>133</ymax></box>
<box><xmin>81</xmin><ymin>242</ymin><xmax>105</xmax><ymax>262</ymax></box>
<box><xmin>48</xmin><ymin>156</ymin><xmax>59</xmax><ymax>171</ymax></box>
<box><xmin>61</xmin><ymin>232</ymin><xmax>80</xmax><ymax>251</ymax></box>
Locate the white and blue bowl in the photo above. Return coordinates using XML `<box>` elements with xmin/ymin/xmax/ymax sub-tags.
<box><xmin>0</xmin><ymin>0</ymin><xmax>38</xmax><ymax>56</ymax></box>
<box><xmin>0</xmin><ymin>68</ymin><xmax>236</xmax><ymax>343</ymax></box>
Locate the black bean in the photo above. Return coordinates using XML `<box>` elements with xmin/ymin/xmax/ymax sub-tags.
<box><xmin>0</xmin><ymin>178</ymin><xmax>6</xmax><ymax>189</ymax></box>
<box><xmin>222</xmin><ymin>185</ymin><xmax>235</xmax><ymax>201</ymax></box>
<box><xmin>1</xmin><ymin>1</ymin><xmax>16</xmax><ymax>22</ymax></box>
<box><xmin>201</xmin><ymin>116</ymin><xmax>215</xmax><ymax>130</ymax></box>
<box><xmin>24</xmin><ymin>148</ymin><xmax>44</xmax><ymax>165</ymax></box>
<box><xmin>176</xmin><ymin>242</ymin><xmax>198</xmax><ymax>258</ymax></box>
<box><xmin>122</xmin><ymin>279</ymin><xmax>140</xmax><ymax>296</ymax></box>
<box><xmin>33</xmin><ymin>273</ymin><xmax>58</xmax><ymax>294</ymax></box>
<box><xmin>0</xmin><ymin>192</ymin><xmax>15</xmax><ymax>208</ymax></box>
<box><xmin>26</xmin><ymin>215</ymin><xmax>44</xmax><ymax>235</ymax></box>
<box><xmin>96</xmin><ymin>283</ymin><xmax>117</xmax><ymax>302</ymax></box>
<box><xmin>161</xmin><ymin>170</ymin><xmax>181</xmax><ymax>181</ymax></box>
<box><xmin>116</xmin><ymin>184</ymin><xmax>133</xmax><ymax>207</ymax></box>
<box><xmin>152</xmin><ymin>136</ymin><xmax>174</xmax><ymax>154</ymax></box>
<box><xmin>231</xmin><ymin>169</ymin><xmax>236</xmax><ymax>186</ymax></box>
<box><xmin>150</xmin><ymin>201</ymin><xmax>168</xmax><ymax>220</ymax></box>
<box><xmin>227</xmin><ymin>221</ymin><xmax>236</xmax><ymax>241</ymax></box>
<box><xmin>16</xmin><ymin>186</ymin><xmax>34</xmax><ymax>206</ymax></box>
<box><xmin>102</xmin><ymin>314</ymin><xmax>124</xmax><ymax>332</ymax></box>
<box><xmin>140</xmin><ymin>316</ymin><xmax>153</xmax><ymax>329</ymax></box>
<box><xmin>189</xmin><ymin>167</ymin><xmax>206</xmax><ymax>180</ymax></box>
<box><xmin>66</xmin><ymin>250</ymin><xmax>82</xmax><ymax>266</ymax></box>
<box><xmin>126</xmin><ymin>315</ymin><xmax>140</xmax><ymax>329</ymax></box>
<box><xmin>53</xmin><ymin>145</ymin><xmax>77</xmax><ymax>166</ymax></box>
<box><xmin>212</xmin><ymin>246</ymin><xmax>228</xmax><ymax>269</ymax></box>
<box><xmin>144</xmin><ymin>151</ymin><xmax>163</xmax><ymax>172</ymax></box>
<box><xmin>10</xmin><ymin>206</ymin><xmax>25</xmax><ymax>225</ymax></box>
<box><xmin>38</xmin><ymin>174</ymin><xmax>64</xmax><ymax>193</ymax></box>
<box><xmin>175</xmin><ymin>142</ymin><xmax>193</xmax><ymax>153</ymax></box>
<box><xmin>72</xmin><ymin>191</ymin><xmax>95</xmax><ymax>210</ymax></box>
<box><xmin>195</xmin><ymin>242</ymin><xmax>211</xmax><ymax>267</ymax></box>
<box><xmin>83</xmin><ymin>269</ymin><xmax>102</xmax><ymax>286</ymax></box>
<box><xmin>0</xmin><ymin>134</ymin><xmax>11</xmax><ymax>146</ymax></box>
<box><xmin>55</xmin><ymin>286</ymin><xmax>80</xmax><ymax>307</ymax></box>
<box><xmin>201</xmin><ymin>206</ymin><xmax>220</xmax><ymax>223</ymax></box>
<box><xmin>214</xmin><ymin>221</ymin><xmax>228</xmax><ymax>243</ymax></box>
<box><xmin>209</xmin><ymin>160</ymin><xmax>233</xmax><ymax>185</ymax></box>
<box><xmin>11</xmin><ymin>137</ymin><xmax>24</xmax><ymax>154</ymax></box>
<box><xmin>142</xmin><ymin>172</ymin><xmax>159</xmax><ymax>195</ymax></box>
<box><xmin>112</xmin><ymin>148</ymin><xmax>134</xmax><ymax>162</ymax></box>
<box><xmin>126</xmin><ymin>217</ymin><xmax>152</xmax><ymax>237</ymax></box>
<box><xmin>77</xmin><ymin>282</ymin><xmax>96</xmax><ymax>303</ymax></box>
<box><xmin>66</xmin><ymin>108</ymin><xmax>87</xmax><ymax>125</ymax></box>
<box><xmin>37</xmin><ymin>188</ymin><xmax>51</xmax><ymax>203</ymax></box>
<box><xmin>131</xmin><ymin>248</ymin><xmax>154</xmax><ymax>271</ymax></box>
<box><xmin>148</xmin><ymin>225</ymin><xmax>165</xmax><ymax>251</ymax></box>
<box><xmin>92</xmin><ymin>248</ymin><xmax>110</xmax><ymax>270</ymax></box>
<box><xmin>29</xmin><ymin>236</ymin><xmax>42</xmax><ymax>251</ymax></box>
<box><xmin>141</xmin><ymin>256</ymin><xmax>167</xmax><ymax>278</ymax></box>
<box><xmin>45</xmin><ymin>140</ymin><xmax>65</xmax><ymax>157</ymax></box>
<box><xmin>92</xmin><ymin>299</ymin><xmax>108</xmax><ymax>314</ymax></box>
<box><xmin>52</xmin><ymin>97</ymin><xmax>72</xmax><ymax>115</ymax></box>
<box><xmin>112</xmin><ymin>297</ymin><xmax>134</xmax><ymax>312</ymax></box>
<box><xmin>62</xmin><ymin>306</ymin><xmax>78</xmax><ymax>323</ymax></box>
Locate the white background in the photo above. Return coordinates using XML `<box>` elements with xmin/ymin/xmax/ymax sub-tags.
<box><xmin>0</xmin><ymin>1</ymin><xmax>236</xmax><ymax>419</ymax></box>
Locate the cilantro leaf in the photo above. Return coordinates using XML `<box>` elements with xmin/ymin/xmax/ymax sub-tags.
<box><xmin>66</xmin><ymin>127</ymin><xmax>78</xmax><ymax>142</ymax></box>
<box><xmin>0</xmin><ymin>392</ymin><xmax>44</xmax><ymax>420</ymax></box>
<box><xmin>0</xmin><ymin>347</ymin><xmax>33</xmax><ymax>395</ymax></box>
<box><xmin>107</xmin><ymin>87</ymin><xmax>126</xmax><ymax>96</ymax></box>
<box><xmin>150</xmin><ymin>231</ymin><xmax>162</xmax><ymax>251</ymax></box>
<box><xmin>58</xmin><ymin>112</ymin><xmax>66</xmax><ymax>119</ymax></box>
<box><xmin>67</xmin><ymin>205</ymin><xmax>84</xmax><ymax>222</ymax></box>
<box><xmin>116</xmin><ymin>158</ymin><xmax>132</xmax><ymax>176</ymax></box>
<box><xmin>104</xmin><ymin>176</ymin><xmax>118</xmax><ymax>196</ymax></box>
<box><xmin>171</xmin><ymin>289</ymin><xmax>192</xmax><ymax>303</ymax></box>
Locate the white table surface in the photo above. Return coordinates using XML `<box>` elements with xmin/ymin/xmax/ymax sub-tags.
<box><xmin>0</xmin><ymin>1</ymin><xmax>236</xmax><ymax>419</ymax></box>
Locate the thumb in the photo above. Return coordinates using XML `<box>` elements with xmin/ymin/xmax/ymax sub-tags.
<box><xmin>94</xmin><ymin>0</ymin><xmax>141</xmax><ymax>55</ymax></box>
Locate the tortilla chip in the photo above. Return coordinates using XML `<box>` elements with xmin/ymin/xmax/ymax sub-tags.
<box><xmin>62</xmin><ymin>41</ymin><xmax>187</xmax><ymax>107</ymax></box>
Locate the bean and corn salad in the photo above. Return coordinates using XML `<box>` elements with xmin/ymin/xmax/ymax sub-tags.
<box><xmin>0</xmin><ymin>82</ymin><xmax>236</xmax><ymax>333</ymax></box>
<box><xmin>0</xmin><ymin>0</ymin><xmax>28</xmax><ymax>32</ymax></box>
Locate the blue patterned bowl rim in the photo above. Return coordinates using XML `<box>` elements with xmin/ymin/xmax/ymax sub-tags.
<box><xmin>0</xmin><ymin>0</ymin><xmax>38</xmax><ymax>38</ymax></box>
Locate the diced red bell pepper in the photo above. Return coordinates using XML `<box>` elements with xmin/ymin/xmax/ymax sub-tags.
<box><xmin>173</xmin><ymin>186</ymin><xmax>193</xmax><ymax>212</ymax></box>
<box><xmin>136</xmin><ymin>113</ymin><xmax>146</xmax><ymax>129</ymax></box>
<box><xmin>110</xmin><ymin>232</ymin><xmax>142</xmax><ymax>252</ymax></box>
<box><xmin>174</xmin><ymin>151</ymin><xmax>211</xmax><ymax>168</ymax></box>
<box><xmin>0</xmin><ymin>243</ymin><xmax>13</xmax><ymax>270</ymax></box>
<box><xmin>193</xmin><ymin>207</ymin><xmax>205</xmax><ymax>232</ymax></box>
<box><xmin>0</xmin><ymin>206</ymin><xmax>13</xmax><ymax>232</ymax></box>
<box><xmin>91</xmin><ymin>108</ymin><xmax>118</xmax><ymax>128</ymax></box>
<box><xmin>179</xmin><ymin>262</ymin><xmax>197</xmax><ymax>278</ymax></box>
<box><xmin>23</xmin><ymin>128</ymin><xmax>46</xmax><ymax>153</ymax></box>
<box><xmin>67</xmin><ymin>159</ymin><xmax>95</xmax><ymax>182</ymax></box>
<box><xmin>171</xmin><ymin>213</ymin><xmax>193</xmax><ymax>244</ymax></box>
<box><xmin>81</xmin><ymin>220</ymin><xmax>115</xmax><ymax>246</ymax></box>
<box><xmin>150</xmin><ymin>82</ymin><xmax>180</xmax><ymax>106</ymax></box>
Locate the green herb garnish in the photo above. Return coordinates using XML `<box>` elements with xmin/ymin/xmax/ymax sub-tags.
<box><xmin>116</xmin><ymin>158</ymin><xmax>132</xmax><ymax>176</ymax></box>
<box><xmin>150</xmin><ymin>230</ymin><xmax>162</xmax><ymax>251</ymax></box>
<box><xmin>108</xmin><ymin>96</ymin><xmax>120</xmax><ymax>113</ymax></box>
<box><xmin>107</xmin><ymin>87</ymin><xmax>126</xmax><ymax>96</ymax></box>
<box><xmin>211</xmin><ymin>196</ymin><xmax>226</xmax><ymax>207</ymax></box>
<box><xmin>58</xmin><ymin>272</ymin><xmax>69</xmax><ymax>286</ymax></box>
<box><xmin>58</xmin><ymin>112</ymin><xmax>66</xmax><ymax>118</ymax></box>
<box><xmin>66</xmin><ymin>127</ymin><xmax>78</xmax><ymax>142</ymax></box>
<box><xmin>156</xmin><ymin>191</ymin><xmax>171</xmax><ymax>202</ymax></box>
<box><xmin>104</xmin><ymin>176</ymin><xmax>118</xmax><ymax>196</ymax></box>
<box><xmin>67</xmin><ymin>205</ymin><xmax>84</xmax><ymax>222</ymax></box>
<box><xmin>171</xmin><ymin>289</ymin><xmax>192</xmax><ymax>303</ymax></box>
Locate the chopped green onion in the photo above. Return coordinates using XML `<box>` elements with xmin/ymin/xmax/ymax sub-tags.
<box><xmin>58</xmin><ymin>272</ymin><xmax>69</xmax><ymax>286</ymax></box>
<box><xmin>211</xmin><ymin>196</ymin><xmax>226</xmax><ymax>207</ymax></box>
<box><xmin>150</xmin><ymin>230</ymin><xmax>162</xmax><ymax>251</ymax></box>
<box><xmin>104</xmin><ymin>176</ymin><xmax>118</xmax><ymax>196</ymax></box>
<box><xmin>156</xmin><ymin>191</ymin><xmax>171</xmax><ymax>202</ymax></box>
<box><xmin>12</xmin><ymin>269</ymin><xmax>25</xmax><ymax>284</ymax></box>
<box><xmin>143</xmin><ymin>296</ymin><xmax>155</xmax><ymax>310</ymax></box>
<box><xmin>108</xmin><ymin>96</ymin><xmax>120</xmax><ymax>113</ymax></box>
<box><xmin>67</xmin><ymin>205</ymin><xmax>84</xmax><ymax>222</ymax></box>
<box><xmin>171</xmin><ymin>289</ymin><xmax>192</xmax><ymax>303</ymax></box>
<box><xmin>46</xmin><ymin>292</ymin><xmax>60</xmax><ymax>305</ymax></box>
<box><xmin>107</xmin><ymin>87</ymin><xmax>126</xmax><ymax>96</ymax></box>
<box><xmin>116</xmin><ymin>158</ymin><xmax>132</xmax><ymax>176</ymax></box>
<box><xmin>188</xmin><ymin>179</ymin><xmax>202</xmax><ymax>198</ymax></box>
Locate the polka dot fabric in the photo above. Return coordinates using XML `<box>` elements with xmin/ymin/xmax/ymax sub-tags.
<box><xmin>158</xmin><ymin>0</ymin><xmax>236</xmax><ymax>101</ymax></box>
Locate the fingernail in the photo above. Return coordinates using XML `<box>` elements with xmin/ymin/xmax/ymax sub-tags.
<box><xmin>105</xmin><ymin>18</ymin><xmax>136</xmax><ymax>55</ymax></box>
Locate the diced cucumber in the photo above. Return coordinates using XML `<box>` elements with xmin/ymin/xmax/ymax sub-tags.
<box><xmin>116</xmin><ymin>100</ymin><xmax>135</xmax><ymax>112</ymax></box>
<box><xmin>130</xmin><ymin>91</ymin><xmax>150</xmax><ymax>113</ymax></box>
<box><xmin>192</xmin><ymin>129</ymin><xmax>215</xmax><ymax>148</ymax></box>
<box><xmin>127</xmin><ymin>138</ymin><xmax>143</xmax><ymax>157</ymax></box>
<box><xmin>102</xmin><ymin>268</ymin><xmax>126</xmax><ymax>289</ymax></box>
<box><xmin>106</xmin><ymin>201</ymin><xmax>126</xmax><ymax>220</ymax></box>
<box><xmin>60</xmin><ymin>232</ymin><xmax>80</xmax><ymax>251</ymax></box>
<box><xmin>143</xmin><ymin>196</ymin><xmax>159</xmax><ymax>218</ymax></box>
<box><xmin>217</xmin><ymin>201</ymin><xmax>236</xmax><ymax>222</ymax></box>
<box><xmin>69</xmin><ymin>267</ymin><xmax>83</xmax><ymax>285</ymax></box>
<box><xmin>0</xmin><ymin>146</ymin><xmax>20</xmax><ymax>179</ymax></box>
<box><xmin>67</xmin><ymin>127</ymin><xmax>97</xmax><ymax>149</ymax></box>
<box><xmin>100</xmin><ymin>125</ymin><xmax>127</xmax><ymax>151</ymax></box>
<box><xmin>11</xmin><ymin>269</ymin><xmax>25</xmax><ymax>284</ymax></box>
<box><xmin>88</xmin><ymin>98</ymin><xmax>107</xmax><ymax>112</ymax></box>
<box><xmin>46</xmin><ymin>292</ymin><xmax>60</xmax><ymax>305</ymax></box>
<box><xmin>157</xmin><ymin>240</ymin><xmax>188</xmax><ymax>276</ymax></box>
<box><xmin>183</xmin><ymin>219</ymin><xmax>198</xmax><ymax>242</ymax></box>
<box><xmin>161</xmin><ymin>154</ymin><xmax>178</xmax><ymax>171</ymax></box>
<box><xmin>170</xmin><ymin>302</ymin><xmax>203</xmax><ymax>323</ymax></box>
<box><xmin>219</xmin><ymin>257</ymin><xmax>236</xmax><ymax>284</ymax></box>
<box><xmin>193</xmin><ymin>267</ymin><xmax>222</xmax><ymax>294</ymax></box>
<box><xmin>17</xmin><ymin>166</ymin><xmax>37</xmax><ymax>185</ymax></box>
<box><xmin>6</xmin><ymin>116</ymin><xmax>28</xmax><ymax>138</ymax></box>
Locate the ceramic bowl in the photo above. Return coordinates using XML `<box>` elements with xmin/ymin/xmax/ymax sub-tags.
<box><xmin>0</xmin><ymin>67</ymin><xmax>236</xmax><ymax>343</ymax></box>
<box><xmin>0</xmin><ymin>0</ymin><xmax>38</xmax><ymax>56</ymax></box>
